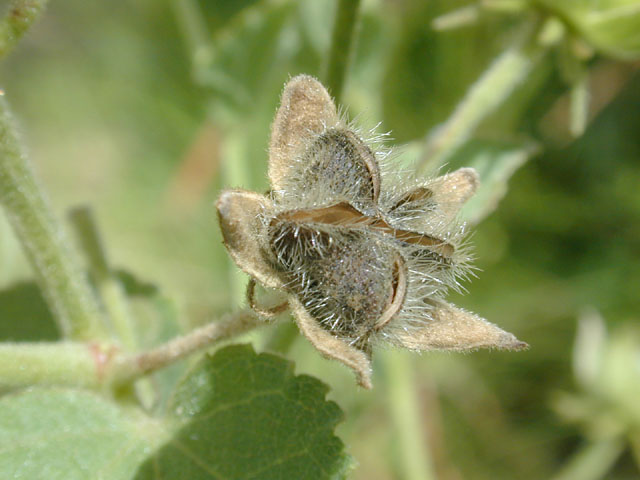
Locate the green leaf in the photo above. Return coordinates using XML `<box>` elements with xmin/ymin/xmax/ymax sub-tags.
<box><xmin>0</xmin><ymin>388</ymin><xmax>166</xmax><ymax>480</ymax></box>
<box><xmin>199</xmin><ymin>1</ymin><xmax>300</xmax><ymax>114</ymax></box>
<box><xmin>136</xmin><ymin>344</ymin><xmax>352</xmax><ymax>480</ymax></box>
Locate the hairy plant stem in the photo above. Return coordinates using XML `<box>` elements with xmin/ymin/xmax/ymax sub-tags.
<box><xmin>0</xmin><ymin>310</ymin><xmax>262</xmax><ymax>390</ymax></box>
<box><xmin>0</xmin><ymin>342</ymin><xmax>115</xmax><ymax>390</ymax></box>
<box><xmin>383</xmin><ymin>351</ymin><xmax>436</xmax><ymax>480</ymax></box>
<box><xmin>113</xmin><ymin>310</ymin><xmax>262</xmax><ymax>386</ymax></box>
<box><xmin>0</xmin><ymin>0</ymin><xmax>48</xmax><ymax>59</ymax></box>
<box><xmin>323</xmin><ymin>0</ymin><xmax>362</xmax><ymax>104</ymax></box>
<box><xmin>0</xmin><ymin>98</ymin><xmax>108</xmax><ymax>341</ymax></box>
<box><xmin>418</xmin><ymin>19</ymin><xmax>545</xmax><ymax>172</ymax></box>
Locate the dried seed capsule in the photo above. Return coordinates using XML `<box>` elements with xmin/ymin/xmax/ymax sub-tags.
<box><xmin>268</xmin><ymin>219</ymin><xmax>398</xmax><ymax>342</ymax></box>
<box><xmin>216</xmin><ymin>74</ymin><xmax>527</xmax><ymax>389</ymax></box>
<box><xmin>293</xmin><ymin>128</ymin><xmax>380</xmax><ymax>208</ymax></box>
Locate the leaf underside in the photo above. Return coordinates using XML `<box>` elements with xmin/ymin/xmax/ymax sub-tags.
<box><xmin>0</xmin><ymin>388</ymin><xmax>164</xmax><ymax>480</ymax></box>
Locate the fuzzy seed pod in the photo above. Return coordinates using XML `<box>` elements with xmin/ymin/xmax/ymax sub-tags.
<box><xmin>217</xmin><ymin>74</ymin><xmax>527</xmax><ymax>389</ymax></box>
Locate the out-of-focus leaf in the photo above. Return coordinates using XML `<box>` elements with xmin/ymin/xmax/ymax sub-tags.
<box><xmin>199</xmin><ymin>0</ymin><xmax>263</xmax><ymax>32</ymax></box>
<box><xmin>131</xmin><ymin>290</ymin><xmax>184</xmax><ymax>412</ymax></box>
<box><xmin>198</xmin><ymin>2</ymin><xmax>294</xmax><ymax>111</ymax></box>
<box><xmin>0</xmin><ymin>282</ymin><xmax>58</xmax><ymax>341</ymax></box>
<box><xmin>115</xmin><ymin>269</ymin><xmax>160</xmax><ymax>297</ymax></box>
<box><xmin>115</xmin><ymin>268</ymin><xmax>184</xmax><ymax>412</ymax></box>
<box><xmin>572</xmin><ymin>308</ymin><xmax>607</xmax><ymax>390</ymax></box>
<box><xmin>549</xmin><ymin>437</ymin><xmax>626</xmax><ymax>480</ymax></box>
<box><xmin>135</xmin><ymin>344</ymin><xmax>352</xmax><ymax>480</ymax></box>
<box><xmin>552</xmin><ymin>314</ymin><xmax>640</xmax><ymax>440</ymax></box>
<box><xmin>597</xmin><ymin>328</ymin><xmax>640</xmax><ymax>425</ymax></box>
<box><xmin>195</xmin><ymin>0</ymin><xmax>333</xmax><ymax>194</ymax></box>
<box><xmin>535</xmin><ymin>0</ymin><xmax>640</xmax><ymax>60</ymax></box>
<box><xmin>631</xmin><ymin>433</ymin><xmax>640</xmax><ymax>471</ymax></box>
<box><xmin>199</xmin><ymin>0</ymin><xmax>324</xmax><ymax>117</ymax></box>
<box><xmin>116</xmin><ymin>268</ymin><xmax>181</xmax><ymax>351</ymax></box>
<box><xmin>454</xmin><ymin>139</ymin><xmax>540</xmax><ymax>225</ymax></box>
<box><xmin>0</xmin><ymin>388</ymin><xmax>166</xmax><ymax>480</ymax></box>
<box><xmin>381</xmin><ymin>2</ymin><xmax>507</xmax><ymax>143</ymax></box>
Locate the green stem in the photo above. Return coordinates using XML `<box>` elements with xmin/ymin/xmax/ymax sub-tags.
<box><xmin>383</xmin><ymin>351</ymin><xmax>436</xmax><ymax>480</ymax></box>
<box><xmin>0</xmin><ymin>310</ymin><xmax>262</xmax><ymax>390</ymax></box>
<box><xmin>0</xmin><ymin>341</ymin><xmax>115</xmax><ymax>390</ymax></box>
<box><xmin>550</xmin><ymin>436</ymin><xmax>625</xmax><ymax>480</ymax></box>
<box><xmin>323</xmin><ymin>0</ymin><xmax>362</xmax><ymax>103</ymax></box>
<box><xmin>418</xmin><ymin>19</ymin><xmax>545</xmax><ymax>172</ymax></box>
<box><xmin>69</xmin><ymin>207</ymin><xmax>137</xmax><ymax>351</ymax></box>
<box><xmin>0</xmin><ymin>97</ymin><xmax>108</xmax><ymax>341</ymax></box>
<box><xmin>0</xmin><ymin>0</ymin><xmax>48</xmax><ymax>59</ymax></box>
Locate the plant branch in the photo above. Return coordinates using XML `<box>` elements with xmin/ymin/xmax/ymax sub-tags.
<box><xmin>0</xmin><ymin>0</ymin><xmax>48</xmax><ymax>59</ymax></box>
<box><xmin>0</xmin><ymin>97</ymin><xmax>108</xmax><ymax>341</ymax></box>
<box><xmin>0</xmin><ymin>310</ymin><xmax>264</xmax><ymax>390</ymax></box>
<box><xmin>0</xmin><ymin>341</ymin><xmax>116</xmax><ymax>390</ymax></box>
<box><xmin>417</xmin><ymin>19</ymin><xmax>545</xmax><ymax>172</ymax></box>
<box><xmin>323</xmin><ymin>0</ymin><xmax>362</xmax><ymax>104</ymax></box>
<box><xmin>114</xmin><ymin>310</ymin><xmax>262</xmax><ymax>385</ymax></box>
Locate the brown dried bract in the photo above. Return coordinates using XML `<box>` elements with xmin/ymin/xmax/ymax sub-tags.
<box><xmin>216</xmin><ymin>74</ymin><xmax>527</xmax><ymax>388</ymax></box>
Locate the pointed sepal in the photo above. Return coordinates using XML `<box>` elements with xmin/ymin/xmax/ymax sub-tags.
<box><xmin>269</xmin><ymin>75</ymin><xmax>340</xmax><ymax>190</ymax></box>
<box><xmin>431</xmin><ymin>167</ymin><xmax>479</xmax><ymax>218</ymax></box>
<box><xmin>394</xmin><ymin>301</ymin><xmax>527</xmax><ymax>352</ymax></box>
<box><xmin>289</xmin><ymin>296</ymin><xmax>373</xmax><ymax>389</ymax></box>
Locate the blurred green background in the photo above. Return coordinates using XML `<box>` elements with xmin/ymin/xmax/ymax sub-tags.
<box><xmin>1</xmin><ymin>0</ymin><xmax>639</xmax><ymax>479</ymax></box>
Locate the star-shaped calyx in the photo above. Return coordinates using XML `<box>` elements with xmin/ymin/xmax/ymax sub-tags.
<box><xmin>216</xmin><ymin>74</ymin><xmax>527</xmax><ymax>389</ymax></box>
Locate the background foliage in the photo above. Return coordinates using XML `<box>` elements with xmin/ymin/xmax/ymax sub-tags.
<box><xmin>1</xmin><ymin>0</ymin><xmax>639</xmax><ymax>479</ymax></box>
